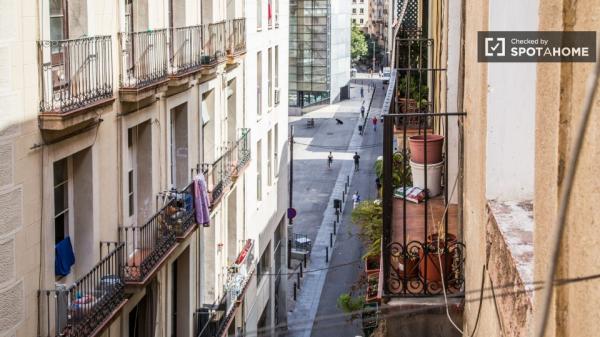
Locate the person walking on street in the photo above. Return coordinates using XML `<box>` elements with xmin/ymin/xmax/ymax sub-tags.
<box><xmin>327</xmin><ymin>152</ymin><xmax>333</xmax><ymax>169</ymax></box>
<box><xmin>360</xmin><ymin>86</ymin><xmax>364</xmax><ymax>98</ymax></box>
<box><xmin>372</xmin><ymin>116</ymin><xmax>378</xmax><ymax>131</ymax></box>
<box><xmin>353</xmin><ymin>152</ymin><xmax>361</xmax><ymax>171</ymax></box>
<box><xmin>361</xmin><ymin>105</ymin><xmax>365</xmax><ymax>119</ymax></box>
<box><xmin>352</xmin><ymin>191</ymin><xmax>361</xmax><ymax>209</ymax></box>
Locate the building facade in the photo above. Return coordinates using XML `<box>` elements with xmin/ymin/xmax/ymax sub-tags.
<box><xmin>352</xmin><ymin>0</ymin><xmax>370</xmax><ymax>31</ymax></box>
<box><xmin>0</xmin><ymin>0</ymin><xmax>287</xmax><ymax>336</ymax></box>
<box><xmin>289</xmin><ymin>0</ymin><xmax>351</xmax><ymax>111</ymax></box>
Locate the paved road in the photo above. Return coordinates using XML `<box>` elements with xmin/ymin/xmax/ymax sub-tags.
<box><xmin>309</xmin><ymin>77</ymin><xmax>386</xmax><ymax>337</ymax></box>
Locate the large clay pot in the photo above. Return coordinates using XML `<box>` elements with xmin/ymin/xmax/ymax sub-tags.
<box><xmin>418</xmin><ymin>234</ymin><xmax>457</xmax><ymax>282</ymax></box>
<box><xmin>408</xmin><ymin>135</ymin><xmax>444</xmax><ymax>164</ymax></box>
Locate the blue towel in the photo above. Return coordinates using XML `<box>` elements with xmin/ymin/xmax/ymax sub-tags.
<box><xmin>55</xmin><ymin>237</ymin><xmax>75</xmax><ymax>276</ymax></box>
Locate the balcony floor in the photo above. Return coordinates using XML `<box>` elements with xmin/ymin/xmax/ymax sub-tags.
<box><xmin>391</xmin><ymin>196</ymin><xmax>458</xmax><ymax>243</ymax></box>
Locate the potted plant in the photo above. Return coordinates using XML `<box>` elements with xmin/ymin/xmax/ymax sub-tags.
<box><xmin>374</xmin><ymin>152</ymin><xmax>412</xmax><ymax>190</ymax></box>
<box><xmin>418</xmin><ymin>225</ymin><xmax>458</xmax><ymax>283</ymax></box>
<box><xmin>337</xmin><ymin>292</ymin><xmax>365</xmax><ymax>321</ymax></box>
<box><xmin>364</xmin><ymin>254</ymin><xmax>381</xmax><ymax>274</ymax></box>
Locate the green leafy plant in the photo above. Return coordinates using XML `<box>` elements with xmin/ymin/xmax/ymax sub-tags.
<box><xmin>351</xmin><ymin>23</ymin><xmax>368</xmax><ymax>61</ymax></box>
<box><xmin>351</xmin><ymin>200</ymin><xmax>383</xmax><ymax>259</ymax></box>
<box><xmin>374</xmin><ymin>152</ymin><xmax>412</xmax><ymax>190</ymax></box>
<box><xmin>397</xmin><ymin>75</ymin><xmax>429</xmax><ymax>109</ymax></box>
<box><xmin>337</xmin><ymin>292</ymin><xmax>365</xmax><ymax>314</ymax></box>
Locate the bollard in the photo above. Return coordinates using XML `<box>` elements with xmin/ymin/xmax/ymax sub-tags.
<box><xmin>297</xmin><ymin>273</ymin><xmax>301</xmax><ymax>289</ymax></box>
<box><xmin>300</xmin><ymin>264</ymin><xmax>303</xmax><ymax>278</ymax></box>
<box><xmin>303</xmin><ymin>254</ymin><xmax>307</xmax><ymax>268</ymax></box>
<box><xmin>326</xmin><ymin>247</ymin><xmax>329</xmax><ymax>263</ymax></box>
<box><xmin>294</xmin><ymin>283</ymin><xmax>297</xmax><ymax>300</ymax></box>
<box><xmin>347</xmin><ymin>176</ymin><xmax>350</xmax><ymax>186</ymax></box>
<box><xmin>333</xmin><ymin>221</ymin><xmax>337</xmax><ymax>235</ymax></box>
<box><xmin>330</xmin><ymin>233</ymin><xmax>333</xmax><ymax>247</ymax></box>
<box><xmin>288</xmin><ymin>239</ymin><xmax>292</xmax><ymax>269</ymax></box>
<box><xmin>336</xmin><ymin>212</ymin><xmax>340</xmax><ymax>222</ymax></box>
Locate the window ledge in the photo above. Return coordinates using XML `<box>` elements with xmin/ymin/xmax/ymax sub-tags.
<box><xmin>486</xmin><ymin>200</ymin><xmax>534</xmax><ymax>334</ymax></box>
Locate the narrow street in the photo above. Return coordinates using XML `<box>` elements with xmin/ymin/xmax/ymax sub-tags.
<box><xmin>286</xmin><ymin>74</ymin><xmax>387</xmax><ymax>337</ymax></box>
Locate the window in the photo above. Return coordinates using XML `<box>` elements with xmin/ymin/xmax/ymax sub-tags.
<box><xmin>275</xmin><ymin>46</ymin><xmax>279</xmax><ymax>89</ymax></box>
<box><xmin>127</xmin><ymin>128</ymin><xmax>135</xmax><ymax>217</ymax></box>
<box><xmin>54</xmin><ymin>158</ymin><xmax>69</xmax><ymax>244</ymax></box>
<box><xmin>267</xmin><ymin>130</ymin><xmax>272</xmax><ymax>186</ymax></box>
<box><xmin>360</xmin><ymin>19</ymin><xmax>364</xmax><ymax>24</ymax></box>
<box><xmin>257</xmin><ymin>0</ymin><xmax>262</xmax><ymax>29</ymax></box>
<box><xmin>352</xmin><ymin>8</ymin><xmax>356</xmax><ymax>14</ymax></box>
<box><xmin>360</xmin><ymin>8</ymin><xmax>364</xmax><ymax>14</ymax></box>
<box><xmin>257</xmin><ymin>140</ymin><xmax>262</xmax><ymax>201</ymax></box>
<box><xmin>257</xmin><ymin>51</ymin><xmax>262</xmax><ymax>116</ymax></box>
<box><xmin>257</xmin><ymin>242</ymin><xmax>271</xmax><ymax>284</ymax></box>
<box><xmin>268</xmin><ymin>48</ymin><xmax>273</xmax><ymax>109</ymax></box>
<box><xmin>50</xmin><ymin>0</ymin><xmax>67</xmax><ymax>41</ymax></box>
<box><xmin>352</xmin><ymin>19</ymin><xmax>356</xmax><ymax>23</ymax></box>
<box><xmin>274</xmin><ymin>124</ymin><xmax>279</xmax><ymax>177</ymax></box>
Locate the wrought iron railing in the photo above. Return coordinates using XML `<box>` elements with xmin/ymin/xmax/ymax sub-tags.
<box><xmin>119</xmin><ymin>29</ymin><xmax>168</xmax><ymax>88</ymax></box>
<box><xmin>226</xmin><ymin>18</ymin><xmax>246</xmax><ymax>56</ymax></box>
<box><xmin>381</xmin><ymin>68</ymin><xmax>466</xmax><ymax>297</ymax></box>
<box><xmin>38</xmin><ymin>36</ymin><xmax>113</xmax><ymax>113</ymax></box>
<box><xmin>170</xmin><ymin>25</ymin><xmax>203</xmax><ymax>75</ymax></box>
<box><xmin>38</xmin><ymin>243</ymin><xmax>125</xmax><ymax>337</ymax></box>
<box><xmin>118</xmin><ymin>198</ymin><xmax>179</xmax><ymax>283</ymax></box>
<box><xmin>202</xmin><ymin>129</ymin><xmax>251</xmax><ymax>210</ymax></box>
<box><xmin>202</xmin><ymin>21</ymin><xmax>226</xmax><ymax>65</ymax></box>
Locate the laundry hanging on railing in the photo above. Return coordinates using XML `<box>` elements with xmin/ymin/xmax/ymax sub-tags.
<box><xmin>194</xmin><ymin>173</ymin><xmax>211</xmax><ymax>226</ymax></box>
<box><xmin>55</xmin><ymin>236</ymin><xmax>75</xmax><ymax>276</ymax></box>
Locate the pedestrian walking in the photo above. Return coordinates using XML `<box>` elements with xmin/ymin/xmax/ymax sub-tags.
<box><xmin>372</xmin><ymin>116</ymin><xmax>378</xmax><ymax>132</ymax></box>
<box><xmin>327</xmin><ymin>152</ymin><xmax>333</xmax><ymax>169</ymax></box>
<box><xmin>375</xmin><ymin>177</ymin><xmax>382</xmax><ymax>197</ymax></box>
<box><xmin>353</xmin><ymin>152</ymin><xmax>361</xmax><ymax>171</ymax></box>
<box><xmin>360</xmin><ymin>87</ymin><xmax>364</xmax><ymax>98</ymax></box>
<box><xmin>361</xmin><ymin>105</ymin><xmax>365</xmax><ymax>119</ymax></box>
<box><xmin>352</xmin><ymin>191</ymin><xmax>361</xmax><ymax>209</ymax></box>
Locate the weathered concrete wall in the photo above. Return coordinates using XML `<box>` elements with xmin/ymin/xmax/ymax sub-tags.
<box><xmin>534</xmin><ymin>0</ymin><xmax>600</xmax><ymax>336</ymax></box>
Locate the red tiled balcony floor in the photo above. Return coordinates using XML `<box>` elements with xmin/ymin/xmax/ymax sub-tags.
<box><xmin>391</xmin><ymin>196</ymin><xmax>458</xmax><ymax>243</ymax></box>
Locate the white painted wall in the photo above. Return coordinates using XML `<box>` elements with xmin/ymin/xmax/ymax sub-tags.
<box><xmin>330</xmin><ymin>0</ymin><xmax>352</xmax><ymax>103</ymax></box>
<box><xmin>485</xmin><ymin>0</ymin><xmax>537</xmax><ymax>201</ymax></box>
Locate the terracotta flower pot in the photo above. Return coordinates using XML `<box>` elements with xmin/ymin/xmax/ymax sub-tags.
<box><xmin>364</xmin><ymin>255</ymin><xmax>381</xmax><ymax>274</ymax></box>
<box><xmin>408</xmin><ymin>134</ymin><xmax>444</xmax><ymax>164</ymax></box>
<box><xmin>418</xmin><ymin>234</ymin><xmax>457</xmax><ymax>282</ymax></box>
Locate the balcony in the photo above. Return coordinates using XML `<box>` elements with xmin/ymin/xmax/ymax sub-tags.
<box><xmin>225</xmin><ymin>18</ymin><xmax>246</xmax><ymax>63</ymax></box>
<box><xmin>195</xmin><ymin>240</ymin><xmax>255</xmax><ymax>337</ymax></box>
<box><xmin>118</xmin><ymin>29</ymin><xmax>169</xmax><ymax>100</ymax></box>
<box><xmin>38</xmin><ymin>243</ymin><xmax>127</xmax><ymax>337</ymax></box>
<box><xmin>38</xmin><ymin>36</ymin><xmax>114</xmax><ymax>133</ymax></box>
<box><xmin>381</xmin><ymin>67</ymin><xmax>466</xmax><ymax>297</ymax></box>
<box><xmin>202</xmin><ymin>129</ymin><xmax>251</xmax><ymax>211</ymax></box>
<box><xmin>201</xmin><ymin>21</ymin><xmax>226</xmax><ymax>70</ymax></box>
<box><xmin>118</xmin><ymin>186</ymin><xmax>196</xmax><ymax>285</ymax></box>
<box><xmin>169</xmin><ymin>25</ymin><xmax>203</xmax><ymax>79</ymax></box>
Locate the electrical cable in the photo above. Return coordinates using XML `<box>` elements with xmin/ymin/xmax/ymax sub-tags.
<box><xmin>535</xmin><ymin>46</ymin><xmax>600</xmax><ymax>337</ymax></box>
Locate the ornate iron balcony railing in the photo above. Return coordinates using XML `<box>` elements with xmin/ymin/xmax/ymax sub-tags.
<box><xmin>201</xmin><ymin>21</ymin><xmax>226</xmax><ymax>65</ymax></box>
<box><xmin>170</xmin><ymin>25</ymin><xmax>203</xmax><ymax>75</ymax></box>
<box><xmin>38</xmin><ymin>243</ymin><xmax>125</xmax><ymax>337</ymax></box>
<box><xmin>38</xmin><ymin>36</ymin><xmax>113</xmax><ymax>113</ymax></box>
<box><xmin>119</xmin><ymin>29</ymin><xmax>168</xmax><ymax>88</ymax></box>
<box><xmin>226</xmin><ymin>18</ymin><xmax>246</xmax><ymax>56</ymax></box>
<box><xmin>202</xmin><ymin>129</ymin><xmax>251</xmax><ymax>210</ymax></box>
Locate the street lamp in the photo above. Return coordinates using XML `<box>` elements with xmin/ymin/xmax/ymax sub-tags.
<box><xmin>372</xmin><ymin>41</ymin><xmax>376</xmax><ymax>74</ymax></box>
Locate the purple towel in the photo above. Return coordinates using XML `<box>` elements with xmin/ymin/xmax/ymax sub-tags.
<box><xmin>194</xmin><ymin>174</ymin><xmax>211</xmax><ymax>226</ymax></box>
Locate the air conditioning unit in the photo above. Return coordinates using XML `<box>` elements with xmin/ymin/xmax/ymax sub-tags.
<box><xmin>274</xmin><ymin>88</ymin><xmax>281</xmax><ymax>105</ymax></box>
